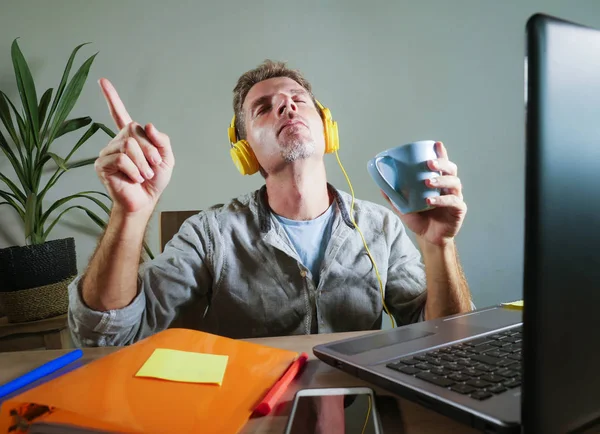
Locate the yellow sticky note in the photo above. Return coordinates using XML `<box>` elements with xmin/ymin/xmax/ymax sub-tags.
<box><xmin>136</xmin><ymin>348</ymin><xmax>228</xmax><ymax>385</ymax></box>
<box><xmin>501</xmin><ymin>300</ymin><xmax>524</xmax><ymax>310</ymax></box>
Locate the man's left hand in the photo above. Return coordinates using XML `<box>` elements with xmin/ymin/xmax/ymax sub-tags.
<box><xmin>382</xmin><ymin>141</ymin><xmax>467</xmax><ymax>247</ymax></box>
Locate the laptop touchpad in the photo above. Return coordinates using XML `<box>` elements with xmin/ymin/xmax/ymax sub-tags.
<box><xmin>329</xmin><ymin>328</ymin><xmax>435</xmax><ymax>356</ymax></box>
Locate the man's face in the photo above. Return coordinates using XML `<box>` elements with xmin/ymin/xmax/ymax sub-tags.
<box><xmin>243</xmin><ymin>77</ymin><xmax>325</xmax><ymax>173</ymax></box>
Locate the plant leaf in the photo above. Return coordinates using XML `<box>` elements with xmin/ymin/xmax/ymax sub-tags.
<box><xmin>55</xmin><ymin>116</ymin><xmax>92</xmax><ymax>139</ymax></box>
<box><xmin>0</xmin><ymin>91</ymin><xmax>28</xmax><ymax>151</ymax></box>
<box><xmin>11</xmin><ymin>38</ymin><xmax>40</xmax><ymax>147</ymax></box>
<box><xmin>66</xmin><ymin>157</ymin><xmax>97</xmax><ymax>169</ymax></box>
<box><xmin>0</xmin><ymin>128</ymin><xmax>27</xmax><ymax>188</ymax></box>
<box><xmin>36</xmin><ymin>155</ymin><xmax>96</xmax><ymax>204</ymax></box>
<box><xmin>42</xmin><ymin>42</ymin><xmax>91</xmax><ymax>139</ymax></box>
<box><xmin>41</xmin><ymin>190</ymin><xmax>111</xmax><ymax>225</ymax></box>
<box><xmin>38</xmin><ymin>88</ymin><xmax>53</xmax><ymax>128</ymax></box>
<box><xmin>0</xmin><ymin>190</ymin><xmax>24</xmax><ymax>219</ymax></box>
<box><xmin>46</xmin><ymin>52</ymin><xmax>98</xmax><ymax>149</ymax></box>
<box><xmin>42</xmin><ymin>204</ymin><xmax>104</xmax><ymax>241</ymax></box>
<box><xmin>97</xmin><ymin>122</ymin><xmax>116</xmax><ymax>139</ymax></box>
<box><xmin>64</xmin><ymin>122</ymin><xmax>99</xmax><ymax>162</ymax></box>
<box><xmin>0</xmin><ymin>92</ymin><xmax>21</xmax><ymax>147</ymax></box>
<box><xmin>47</xmin><ymin>152</ymin><xmax>67</xmax><ymax>171</ymax></box>
<box><xmin>142</xmin><ymin>241</ymin><xmax>154</xmax><ymax>260</ymax></box>
<box><xmin>0</xmin><ymin>170</ymin><xmax>26</xmax><ymax>204</ymax></box>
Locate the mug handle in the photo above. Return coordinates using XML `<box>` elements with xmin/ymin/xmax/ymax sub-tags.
<box><xmin>374</xmin><ymin>155</ymin><xmax>409</xmax><ymax>211</ymax></box>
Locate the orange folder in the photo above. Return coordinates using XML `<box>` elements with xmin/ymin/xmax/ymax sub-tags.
<box><xmin>0</xmin><ymin>328</ymin><xmax>299</xmax><ymax>433</ymax></box>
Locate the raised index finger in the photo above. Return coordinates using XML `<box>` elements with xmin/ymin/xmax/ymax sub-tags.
<box><xmin>99</xmin><ymin>78</ymin><xmax>133</xmax><ymax>130</ymax></box>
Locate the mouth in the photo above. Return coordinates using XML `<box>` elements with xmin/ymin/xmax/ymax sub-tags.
<box><xmin>278</xmin><ymin>120</ymin><xmax>306</xmax><ymax>136</ymax></box>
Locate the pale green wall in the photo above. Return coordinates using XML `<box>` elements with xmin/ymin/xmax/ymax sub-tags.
<box><xmin>1</xmin><ymin>0</ymin><xmax>598</xmax><ymax>325</ymax></box>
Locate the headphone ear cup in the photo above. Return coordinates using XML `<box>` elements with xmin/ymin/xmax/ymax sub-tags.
<box><xmin>230</xmin><ymin>140</ymin><xmax>260</xmax><ymax>175</ymax></box>
<box><xmin>328</xmin><ymin>120</ymin><xmax>339</xmax><ymax>153</ymax></box>
<box><xmin>319</xmin><ymin>106</ymin><xmax>340</xmax><ymax>154</ymax></box>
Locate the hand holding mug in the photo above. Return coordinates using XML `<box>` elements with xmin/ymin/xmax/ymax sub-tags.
<box><xmin>368</xmin><ymin>140</ymin><xmax>466</xmax><ymax>247</ymax></box>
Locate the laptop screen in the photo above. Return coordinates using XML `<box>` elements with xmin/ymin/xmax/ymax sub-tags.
<box><xmin>524</xmin><ymin>14</ymin><xmax>600</xmax><ymax>433</ymax></box>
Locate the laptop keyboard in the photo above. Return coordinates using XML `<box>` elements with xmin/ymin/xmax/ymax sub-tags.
<box><xmin>386</xmin><ymin>326</ymin><xmax>522</xmax><ymax>401</ymax></box>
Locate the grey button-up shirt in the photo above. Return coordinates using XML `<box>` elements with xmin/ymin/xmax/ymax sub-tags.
<box><xmin>68</xmin><ymin>184</ymin><xmax>427</xmax><ymax>347</ymax></box>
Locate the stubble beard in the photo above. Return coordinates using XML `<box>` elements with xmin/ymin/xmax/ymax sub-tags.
<box><xmin>281</xmin><ymin>138</ymin><xmax>316</xmax><ymax>162</ymax></box>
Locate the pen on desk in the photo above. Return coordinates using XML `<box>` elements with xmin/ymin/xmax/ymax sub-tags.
<box><xmin>0</xmin><ymin>348</ymin><xmax>83</xmax><ymax>399</ymax></box>
<box><xmin>254</xmin><ymin>352</ymin><xmax>309</xmax><ymax>416</ymax></box>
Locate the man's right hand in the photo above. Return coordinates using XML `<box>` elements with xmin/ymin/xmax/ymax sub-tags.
<box><xmin>95</xmin><ymin>78</ymin><xmax>174</xmax><ymax>216</ymax></box>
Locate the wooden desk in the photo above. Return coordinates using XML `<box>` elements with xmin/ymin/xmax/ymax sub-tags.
<box><xmin>0</xmin><ymin>331</ymin><xmax>478</xmax><ymax>433</ymax></box>
<box><xmin>0</xmin><ymin>314</ymin><xmax>72</xmax><ymax>352</ymax></box>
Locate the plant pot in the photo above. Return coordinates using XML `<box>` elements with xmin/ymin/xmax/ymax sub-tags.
<box><xmin>0</xmin><ymin>238</ymin><xmax>77</xmax><ymax>292</ymax></box>
<box><xmin>0</xmin><ymin>237</ymin><xmax>77</xmax><ymax>322</ymax></box>
<box><xmin>0</xmin><ymin>276</ymin><xmax>73</xmax><ymax>323</ymax></box>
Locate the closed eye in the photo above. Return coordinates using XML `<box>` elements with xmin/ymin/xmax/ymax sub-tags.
<box><xmin>256</xmin><ymin>105</ymin><xmax>270</xmax><ymax>116</ymax></box>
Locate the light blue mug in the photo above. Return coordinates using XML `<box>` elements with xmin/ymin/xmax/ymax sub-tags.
<box><xmin>367</xmin><ymin>140</ymin><xmax>441</xmax><ymax>214</ymax></box>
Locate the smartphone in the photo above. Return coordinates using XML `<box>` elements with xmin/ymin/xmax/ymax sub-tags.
<box><xmin>283</xmin><ymin>387</ymin><xmax>383</xmax><ymax>434</ymax></box>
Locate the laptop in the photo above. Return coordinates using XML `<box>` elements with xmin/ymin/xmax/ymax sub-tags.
<box><xmin>314</xmin><ymin>13</ymin><xmax>600</xmax><ymax>434</ymax></box>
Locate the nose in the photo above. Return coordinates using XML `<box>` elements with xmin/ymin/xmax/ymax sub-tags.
<box><xmin>277</xmin><ymin>96</ymin><xmax>297</xmax><ymax>117</ymax></box>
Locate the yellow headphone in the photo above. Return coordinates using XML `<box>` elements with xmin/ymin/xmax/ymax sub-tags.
<box><xmin>227</xmin><ymin>100</ymin><xmax>339</xmax><ymax>175</ymax></box>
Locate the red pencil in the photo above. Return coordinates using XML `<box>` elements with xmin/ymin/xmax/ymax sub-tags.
<box><xmin>254</xmin><ymin>352</ymin><xmax>309</xmax><ymax>416</ymax></box>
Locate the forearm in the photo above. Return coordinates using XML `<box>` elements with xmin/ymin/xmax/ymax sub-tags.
<box><xmin>81</xmin><ymin>206</ymin><xmax>151</xmax><ymax>311</ymax></box>
<box><xmin>418</xmin><ymin>238</ymin><xmax>471</xmax><ymax>320</ymax></box>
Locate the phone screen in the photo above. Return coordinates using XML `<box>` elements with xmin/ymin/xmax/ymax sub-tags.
<box><xmin>286</xmin><ymin>393</ymin><xmax>379</xmax><ymax>434</ymax></box>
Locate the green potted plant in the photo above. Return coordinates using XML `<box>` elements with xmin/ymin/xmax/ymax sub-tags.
<box><xmin>0</xmin><ymin>39</ymin><xmax>152</xmax><ymax>323</ymax></box>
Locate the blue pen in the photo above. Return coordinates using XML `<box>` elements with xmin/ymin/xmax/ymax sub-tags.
<box><xmin>0</xmin><ymin>348</ymin><xmax>83</xmax><ymax>399</ymax></box>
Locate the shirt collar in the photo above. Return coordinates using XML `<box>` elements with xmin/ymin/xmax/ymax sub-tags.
<box><xmin>256</xmin><ymin>183</ymin><xmax>355</xmax><ymax>233</ymax></box>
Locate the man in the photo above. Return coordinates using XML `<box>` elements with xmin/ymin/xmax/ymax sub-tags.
<box><xmin>68</xmin><ymin>60</ymin><xmax>472</xmax><ymax>347</ymax></box>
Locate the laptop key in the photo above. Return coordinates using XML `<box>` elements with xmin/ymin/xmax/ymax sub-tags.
<box><xmin>473</xmin><ymin>364</ymin><xmax>497</xmax><ymax>372</ymax></box>
<box><xmin>469</xmin><ymin>344</ymin><xmax>497</xmax><ymax>354</ymax></box>
<box><xmin>486</xmin><ymin>350</ymin><xmax>509</xmax><ymax>358</ymax></box>
<box><xmin>416</xmin><ymin>372</ymin><xmax>456</xmax><ymax>387</ymax></box>
<box><xmin>413</xmin><ymin>355</ymin><xmax>428</xmax><ymax>362</ymax></box>
<box><xmin>451</xmin><ymin>383</ymin><xmax>477</xmax><ymax>394</ymax></box>
<box><xmin>400</xmin><ymin>358</ymin><xmax>420</xmax><ymax>366</ymax></box>
<box><xmin>466</xmin><ymin>379</ymin><xmax>493</xmax><ymax>388</ymax></box>
<box><xmin>507</xmin><ymin>353</ymin><xmax>522</xmax><ymax>361</ymax></box>
<box><xmin>466</xmin><ymin>338</ymin><xmax>495</xmax><ymax>347</ymax></box>
<box><xmin>471</xmin><ymin>391</ymin><xmax>494</xmax><ymax>400</ymax></box>
<box><xmin>448</xmin><ymin>373</ymin><xmax>472</xmax><ymax>382</ymax></box>
<box><xmin>497</xmin><ymin>359</ymin><xmax>518</xmax><ymax>368</ymax></box>
<box><xmin>423</xmin><ymin>357</ymin><xmax>443</xmax><ymax>366</ymax></box>
<box><xmin>399</xmin><ymin>366</ymin><xmax>422</xmax><ymax>375</ymax></box>
<box><xmin>415</xmin><ymin>363</ymin><xmax>434</xmax><ymax>371</ymax></box>
<box><xmin>470</xmin><ymin>354</ymin><xmax>503</xmax><ymax>366</ymax></box>
<box><xmin>504</xmin><ymin>379</ymin><xmax>522</xmax><ymax>388</ymax></box>
<box><xmin>496</xmin><ymin>369</ymin><xmax>520</xmax><ymax>378</ymax></box>
<box><xmin>462</xmin><ymin>368</ymin><xmax>485</xmax><ymax>377</ymax></box>
<box><xmin>488</xmin><ymin>384</ymin><xmax>508</xmax><ymax>394</ymax></box>
<box><xmin>430</xmin><ymin>367</ymin><xmax>446</xmax><ymax>375</ymax></box>
<box><xmin>480</xmin><ymin>374</ymin><xmax>505</xmax><ymax>384</ymax></box>
<box><xmin>445</xmin><ymin>364</ymin><xmax>463</xmax><ymax>372</ymax></box>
